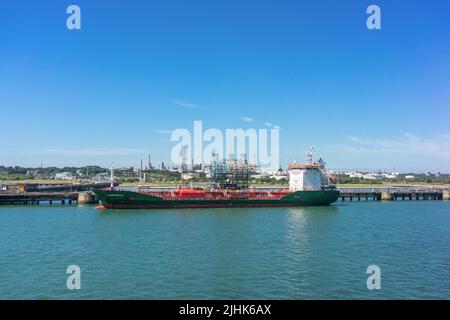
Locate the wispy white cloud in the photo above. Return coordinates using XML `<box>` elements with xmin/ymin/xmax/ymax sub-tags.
<box><xmin>436</xmin><ymin>134</ymin><xmax>450</xmax><ymax>140</ymax></box>
<box><xmin>339</xmin><ymin>133</ymin><xmax>450</xmax><ymax>158</ymax></box>
<box><xmin>265</xmin><ymin>122</ymin><xmax>282</xmax><ymax>130</ymax></box>
<box><xmin>171</xmin><ymin>99</ymin><xmax>199</xmax><ymax>109</ymax></box>
<box><xmin>240</xmin><ymin>117</ymin><xmax>255</xmax><ymax>123</ymax></box>
<box><xmin>348</xmin><ymin>135</ymin><xmax>361</xmax><ymax>143</ymax></box>
<box><xmin>22</xmin><ymin>148</ymin><xmax>147</xmax><ymax>156</ymax></box>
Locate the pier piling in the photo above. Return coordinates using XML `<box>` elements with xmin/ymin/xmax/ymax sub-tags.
<box><xmin>443</xmin><ymin>190</ymin><xmax>450</xmax><ymax>200</ymax></box>
<box><xmin>381</xmin><ymin>191</ymin><xmax>393</xmax><ymax>201</ymax></box>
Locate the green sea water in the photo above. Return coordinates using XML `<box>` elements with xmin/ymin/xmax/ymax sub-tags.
<box><xmin>0</xmin><ymin>201</ymin><xmax>449</xmax><ymax>299</ymax></box>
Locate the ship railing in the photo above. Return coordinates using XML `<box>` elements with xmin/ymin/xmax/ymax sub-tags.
<box><xmin>139</xmin><ymin>190</ymin><xmax>289</xmax><ymax>201</ymax></box>
<box><xmin>338</xmin><ymin>187</ymin><xmax>442</xmax><ymax>193</ymax></box>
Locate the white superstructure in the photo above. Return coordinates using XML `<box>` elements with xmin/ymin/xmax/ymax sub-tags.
<box><xmin>288</xmin><ymin>147</ymin><xmax>333</xmax><ymax>191</ymax></box>
<box><xmin>288</xmin><ymin>164</ymin><xmax>324</xmax><ymax>191</ymax></box>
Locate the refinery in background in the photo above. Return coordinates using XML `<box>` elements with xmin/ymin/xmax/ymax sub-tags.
<box><xmin>1</xmin><ymin>162</ymin><xmax>449</xmax><ymax>187</ymax></box>
<box><xmin>1</xmin><ymin>150</ymin><xmax>449</xmax><ymax>186</ymax></box>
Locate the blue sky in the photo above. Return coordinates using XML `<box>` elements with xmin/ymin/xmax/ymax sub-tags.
<box><xmin>1</xmin><ymin>0</ymin><xmax>450</xmax><ymax>172</ymax></box>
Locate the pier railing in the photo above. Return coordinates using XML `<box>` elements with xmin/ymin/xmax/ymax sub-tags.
<box><xmin>339</xmin><ymin>187</ymin><xmax>448</xmax><ymax>201</ymax></box>
<box><xmin>0</xmin><ymin>192</ymin><xmax>79</xmax><ymax>205</ymax></box>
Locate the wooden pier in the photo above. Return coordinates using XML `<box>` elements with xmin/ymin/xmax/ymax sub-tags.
<box><xmin>339</xmin><ymin>188</ymin><xmax>449</xmax><ymax>201</ymax></box>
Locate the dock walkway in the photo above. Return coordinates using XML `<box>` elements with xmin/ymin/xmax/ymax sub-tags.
<box><xmin>339</xmin><ymin>188</ymin><xmax>449</xmax><ymax>201</ymax></box>
<box><xmin>0</xmin><ymin>192</ymin><xmax>79</xmax><ymax>205</ymax></box>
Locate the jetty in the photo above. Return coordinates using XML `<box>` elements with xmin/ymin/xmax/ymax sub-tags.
<box><xmin>339</xmin><ymin>187</ymin><xmax>450</xmax><ymax>201</ymax></box>
<box><xmin>0</xmin><ymin>192</ymin><xmax>79</xmax><ymax>205</ymax></box>
<box><xmin>0</xmin><ymin>182</ymin><xmax>117</xmax><ymax>205</ymax></box>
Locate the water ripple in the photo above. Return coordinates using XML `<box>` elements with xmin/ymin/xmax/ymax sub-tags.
<box><xmin>0</xmin><ymin>202</ymin><xmax>450</xmax><ymax>299</ymax></box>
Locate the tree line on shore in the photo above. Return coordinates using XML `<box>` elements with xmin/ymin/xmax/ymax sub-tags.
<box><xmin>1</xmin><ymin>166</ymin><xmax>449</xmax><ymax>185</ymax></box>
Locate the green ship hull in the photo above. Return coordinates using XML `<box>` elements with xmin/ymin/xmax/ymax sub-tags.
<box><xmin>93</xmin><ymin>189</ymin><xmax>340</xmax><ymax>209</ymax></box>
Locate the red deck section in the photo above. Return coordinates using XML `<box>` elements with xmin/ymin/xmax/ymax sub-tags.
<box><xmin>140</xmin><ymin>189</ymin><xmax>292</xmax><ymax>201</ymax></box>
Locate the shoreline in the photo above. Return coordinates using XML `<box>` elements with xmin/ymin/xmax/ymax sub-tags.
<box><xmin>0</xmin><ymin>179</ymin><xmax>288</xmax><ymax>189</ymax></box>
<box><xmin>1</xmin><ymin>179</ymin><xmax>449</xmax><ymax>190</ymax></box>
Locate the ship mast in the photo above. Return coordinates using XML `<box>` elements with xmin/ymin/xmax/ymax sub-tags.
<box><xmin>110</xmin><ymin>164</ymin><xmax>114</xmax><ymax>190</ymax></box>
<box><xmin>306</xmin><ymin>146</ymin><xmax>314</xmax><ymax>164</ymax></box>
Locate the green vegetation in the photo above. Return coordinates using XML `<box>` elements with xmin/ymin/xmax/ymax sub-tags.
<box><xmin>117</xmin><ymin>170</ymin><xmax>184</xmax><ymax>184</ymax></box>
<box><xmin>0</xmin><ymin>173</ymin><xmax>29</xmax><ymax>181</ymax></box>
<box><xmin>0</xmin><ymin>165</ymin><xmax>105</xmax><ymax>181</ymax></box>
<box><xmin>336</xmin><ymin>174</ymin><xmax>450</xmax><ymax>185</ymax></box>
<box><xmin>251</xmin><ymin>177</ymin><xmax>288</xmax><ymax>185</ymax></box>
<box><xmin>337</xmin><ymin>176</ymin><xmax>384</xmax><ymax>185</ymax></box>
<box><xmin>1</xmin><ymin>166</ymin><xmax>449</xmax><ymax>187</ymax></box>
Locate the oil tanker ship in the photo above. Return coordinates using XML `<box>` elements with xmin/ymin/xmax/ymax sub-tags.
<box><xmin>93</xmin><ymin>149</ymin><xmax>339</xmax><ymax>210</ymax></box>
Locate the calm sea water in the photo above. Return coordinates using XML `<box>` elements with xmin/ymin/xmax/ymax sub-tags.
<box><xmin>0</xmin><ymin>201</ymin><xmax>449</xmax><ymax>299</ymax></box>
